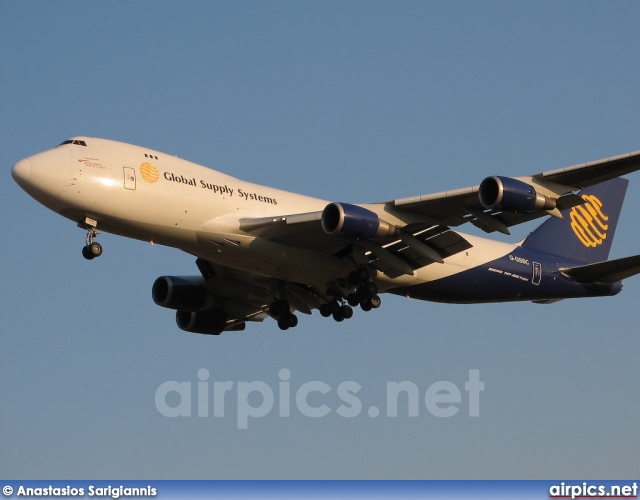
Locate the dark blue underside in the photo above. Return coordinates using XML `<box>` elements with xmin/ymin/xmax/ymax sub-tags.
<box><xmin>390</xmin><ymin>246</ymin><xmax>621</xmax><ymax>304</ymax></box>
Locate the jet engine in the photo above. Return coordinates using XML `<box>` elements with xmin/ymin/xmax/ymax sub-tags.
<box><xmin>321</xmin><ymin>202</ymin><xmax>396</xmax><ymax>239</ymax></box>
<box><xmin>478</xmin><ymin>176</ymin><xmax>556</xmax><ymax>212</ymax></box>
<box><xmin>176</xmin><ymin>310</ymin><xmax>228</xmax><ymax>335</ymax></box>
<box><xmin>153</xmin><ymin>276</ymin><xmax>244</xmax><ymax>335</ymax></box>
<box><xmin>152</xmin><ymin>276</ymin><xmax>207</xmax><ymax>312</ymax></box>
<box><xmin>176</xmin><ymin>310</ymin><xmax>246</xmax><ymax>335</ymax></box>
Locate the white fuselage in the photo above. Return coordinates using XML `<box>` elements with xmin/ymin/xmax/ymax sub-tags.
<box><xmin>12</xmin><ymin>137</ymin><xmax>514</xmax><ymax>293</ymax></box>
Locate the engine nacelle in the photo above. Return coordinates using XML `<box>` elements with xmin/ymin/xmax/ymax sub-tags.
<box><xmin>176</xmin><ymin>309</ymin><xmax>236</xmax><ymax>335</ymax></box>
<box><xmin>176</xmin><ymin>310</ymin><xmax>225</xmax><ymax>335</ymax></box>
<box><xmin>478</xmin><ymin>176</ymin><xmax>556</xmax><ymax>212</ymax></box>
<box><xmin>321</xmin><ymin>202</ymin><xmax>396</xmax><ymax>239</ymax></box>
<box><xmin>152</xmin><ymin>276</ymin><xmax>207</xmax><ymax>312</ymax></box>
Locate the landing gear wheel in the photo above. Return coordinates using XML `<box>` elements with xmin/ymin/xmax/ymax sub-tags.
<box><xmin>319</xmin><ymin>303</ymin><xmax>332</xmax><ymax>317</ymax></box>
<box><xmin>347</xmin><ymin>293</ymin><xmax>360</xmax><ymax>307</ymax></box>
<box><xmin>82</xmin><ymin>245</ymin><xmax>95</xmax><ymax>260</ymax></box>
<box><xmin>277</xmin><ymin>312</ymin><xmax>298</xmax><ymax>330</ymax></box>
<box><xmin>341</xmin><ymin>305</ymin><xmax>353</xmax><ymax>319</ymax></box>
<box><xmin>364</xmin><ymin>282</ymin><xmax>378</xmax><ymax>296</ymax></box>
<box><xmin>360</xmin><ymin>300</ymin><xmax>373</xmax><ymax>312</ymax></box>
<box><xmin>81</xmin><ymin>223</ymin><xmax>102</xmax><ymax>260</ymax></box>
<box><xmin>289</xmin><ymin>314</ymin><xmax>299</xmax><ymax>328</ymax></box>
<box><xmin>277</xmin><ymin>316</ymin><xmax>290</xmax><ymax>330</ymax></box>
<box><xmin>89</xmin><ymin>242</ymin><xmax>103</xmax><ymax>258</ymax></box>
<box><xmin>369</xmin><ymin>295</ymin><xmax>381</xmax><ymax>309</ymax></box>
<box><xmin>333</xmin><ymin>311</ymin><xmax>345</xmax><ymax>322</ymax></box>
<box><xmin>356</xmin><ymin>267</ymin><xmax>370</xmax><ymax>284</ymax></box>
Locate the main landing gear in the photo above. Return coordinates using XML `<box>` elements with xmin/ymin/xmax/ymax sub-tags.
<box><xmin>79</xmin><ymin>218</ymin><xmax>103</xmax><ymax>260</ymax></box>
<box><xmin>320</xmin><ymin>268</ymin><xmax>381</xmax><ymax>323</ymax></box>
<box><xmin>319</xmin><ymin>300</ymin><xmax>354</xmax><ymax>322</ymax></box>
<box><xmin>270</xmin><ymin>268</ymin><xmax>381</xmax><ymax>330</ymax></box>
<box><xmin>269</xmin><ymin>299</ymin><xmax>299</xmax><ymax>331</ymax></box>
<box><xmin>346</xmin><ymin>268</ymin><xmax>381</xmax><ymax>312</ymax></box>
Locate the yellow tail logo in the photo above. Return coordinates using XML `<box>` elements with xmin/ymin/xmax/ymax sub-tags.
<box><xmin>140</xmin><ymin>162</ymin><xmax>160</xmax><ymax>183</ymax></box>
<box><xmin>570</xmin><ymin>194</ymin><xmax>608</xmax><ymax>247</ymax></box>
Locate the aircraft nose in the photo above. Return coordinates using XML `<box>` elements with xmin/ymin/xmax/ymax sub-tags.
<box><xmin>11</xmin><ymin>158</ymin><xmax>32</xmax><ymax>186</ymax></box>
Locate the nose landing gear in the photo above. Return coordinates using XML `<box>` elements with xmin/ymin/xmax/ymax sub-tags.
<box><xmin>79</xmin><ymin>218</ymin><xmax>102</xmax><ymax>260</ymax></box>
<box><xmin>82</xmin><ymin>228</ymin><xmax>103</xmax><ymax>260</ymax></box>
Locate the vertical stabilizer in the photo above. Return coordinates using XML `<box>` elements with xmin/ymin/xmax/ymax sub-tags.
<box><xmin>521</xmin><ymin>177</ymin><xmax>628</xmax><ymax>263</ymax></box>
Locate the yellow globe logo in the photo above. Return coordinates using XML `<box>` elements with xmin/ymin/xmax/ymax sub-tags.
<box><xmin>570</xmin><ymin>194</ymin><xmax>608</xmax><ymax>248</ymax></box>
<box><xmin>140</xmin><ymin>162</ymin><xmax>160</xmax><ymax>183</ymax></box>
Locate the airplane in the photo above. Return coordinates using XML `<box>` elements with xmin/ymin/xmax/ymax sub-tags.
<box><xmin>11</xmin><ymin>137</ymin><xmax>640</xmax><ymax>334</ymax></box>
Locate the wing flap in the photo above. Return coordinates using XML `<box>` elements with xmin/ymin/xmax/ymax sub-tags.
<box><xmin>369</xmin><ymin>225</ymin><xmax>473</xmax><ymax>277</ymax></box>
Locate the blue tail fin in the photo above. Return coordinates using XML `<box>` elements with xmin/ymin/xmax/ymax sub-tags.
<box><xmin>521</xmin><ymin>177</ymin><xmax>629</xmax><ymax>263</ymax></box>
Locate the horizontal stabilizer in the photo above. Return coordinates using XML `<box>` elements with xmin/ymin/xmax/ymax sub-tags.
<box><xmin>560</xmin><ymin>254</ymin><xmax>640</xmax><ymax>284</ymax></box>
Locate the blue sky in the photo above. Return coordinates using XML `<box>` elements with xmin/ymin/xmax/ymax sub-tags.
<box><xmin>1</xmin><ymin>1</ymin><xmax>639</xmax><ymax>479</ymax></box>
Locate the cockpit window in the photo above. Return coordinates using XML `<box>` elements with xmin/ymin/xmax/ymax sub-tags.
<box><xmin>58</xmin><ymin>139</ymin><xmax>87</xmax><ymax>146</ymax></box>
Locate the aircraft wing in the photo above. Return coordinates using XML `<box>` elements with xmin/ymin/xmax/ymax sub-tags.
<box><xmin>236</xmin><ymin>214</ymin><xmax>472</xmax><ymax>278</ymax></box>
<box><xmin>189</xmin><ymin>258</ymin><xmax>325</xmax><ymax>331</ymax></box>
<box><xmin>238</xmin><ymin>212</ymin><xmax>346</xmax><ymax>253</ymax></box>
<box><xmin>535</xmin><ymin>150</ymin><xmax>640</xmax><ymax>187</ymax></box>
<box><xmin>232</xmin><ymin>150</ymin><xmax>640</xmax><ymax>279</ymax></box>
<box><xmin>191</xmin><ymin>223</ymin><xmax>475</xmax><ymax>329</ymax></box>
<box><xmin>389</xmin><ymin>149</ymin><xmax>640</xmax><ymax>234</ymax></box>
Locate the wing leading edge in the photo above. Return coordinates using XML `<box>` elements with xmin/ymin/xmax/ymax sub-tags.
<box><xmin>388</xmin><ymin>150</ymin><xmax>640</xmax><ymax>234</ymax></box>
<box><xmin>234</xmin><ymin>150</ymin><xmax>640</xmax><ymax>278</ymax></box>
